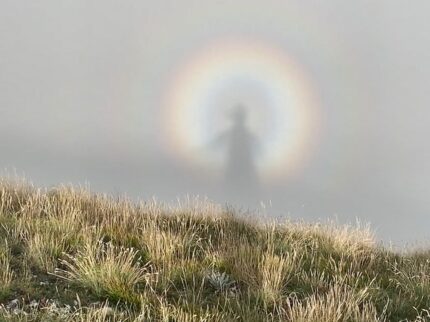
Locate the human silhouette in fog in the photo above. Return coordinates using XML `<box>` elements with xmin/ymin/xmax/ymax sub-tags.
<box><xmin>211</xmin><ymin>105</ymin><xmax>261</xmax><ymax>204</ymax></box>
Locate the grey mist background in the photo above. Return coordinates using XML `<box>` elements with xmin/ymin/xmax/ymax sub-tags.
<box><xmin>1</xmin><ymin>1</ymin><xmax>430</xmax><ymax>246</ymax></box>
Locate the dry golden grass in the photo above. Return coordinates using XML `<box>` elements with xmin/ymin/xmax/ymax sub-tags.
<box><xmin>57</xmin><ymin>241</ymin><xmax>151</xmax><ymax>304</ymax></box>
<box><xmin>0</xmin><ymin>240</ymin><xmax>14</xmax><ymax>296</ymax></box>
<box><xmin>0</xmin><ymin>178</ymin><xmax>429</xmax><ymax>321</ymax></box>
<box><xmin>285</xmin><ymin>283</ymin><xmax>381</xmax><ymax>322</ymax></box>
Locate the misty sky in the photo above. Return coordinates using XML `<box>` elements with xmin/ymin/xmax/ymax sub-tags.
<box><xmin>1</xmin><ymin>1</ymin><xmax>430</xmax><ymax>246</ymax></box>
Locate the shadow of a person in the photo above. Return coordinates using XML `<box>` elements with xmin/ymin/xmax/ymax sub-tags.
<box><xmin>210</xmin><ymin>105</ymin><xmax>261</xmax><ymax>205</ymax></box>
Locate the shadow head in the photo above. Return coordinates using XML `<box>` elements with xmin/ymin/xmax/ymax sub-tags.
<box><xmin>230</xmin><ymin>105</ymin><xmax>248</xmax><ymax>126</ymax></box>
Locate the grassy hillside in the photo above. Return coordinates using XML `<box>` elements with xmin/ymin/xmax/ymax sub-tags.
<box><xmin>0</xmin><ymin>179</ymin><xmax>429</xmax><ymax>321</ymax></box>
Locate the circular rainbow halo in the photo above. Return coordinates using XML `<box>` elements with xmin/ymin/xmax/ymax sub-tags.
<box><xmin>162</xmin><ymin>39</ymin><xmax>321</xmax><ymax>183</ymax></box>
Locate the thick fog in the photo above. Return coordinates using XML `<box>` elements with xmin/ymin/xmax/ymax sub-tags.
<box><xmin>1</xmin><ymin>1</ymin><xmax>430</xmax><ymax>246</ymax></box>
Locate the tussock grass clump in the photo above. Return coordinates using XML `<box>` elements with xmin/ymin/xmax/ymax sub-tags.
<box><xmin>0</xmin><ymin>178</ymin><xmax>429</xmax><ymax>321</ymax></box>
<box><xmin>0</xmin><ymin>240</ymin><xmax>14</xmax><ymax>299</ymax></box>
<box><xmin>285</xmin><ymin>283</ymin><xmax>381</xmax><ymax>322</ymax></box>
<box><xmin>57</xmin><ymin>241</ymin><xmax>150</xmax><ymax>304</ymax></box>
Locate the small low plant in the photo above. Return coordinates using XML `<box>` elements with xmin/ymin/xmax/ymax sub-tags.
<box><xmin>206</xmin><ymin>270</ymin><xmax>235</xmax><ymax>293</ymax></box>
